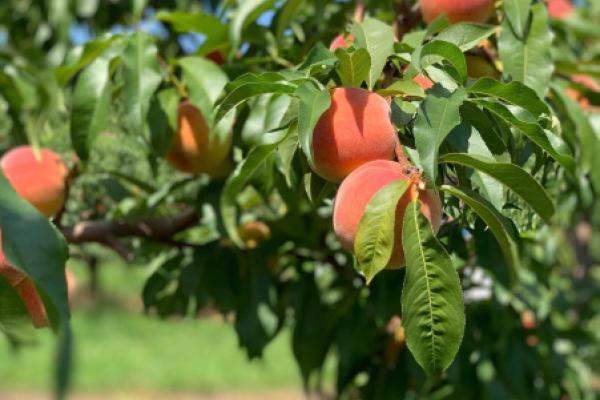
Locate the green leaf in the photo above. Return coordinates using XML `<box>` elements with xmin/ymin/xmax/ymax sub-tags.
<box><xmin>414</xmin><ymin>88</ymin><xmax>467</xmax><ymax>185</ymax></box>
<box><xmin>476</xmin><ymin>100</ymin><xmax>576</xmax><ymax>173</ymax></box>
<box><xmin>335</xmin><ymin>47</ymin><xmax>371</xmax><ymax>87</ymax></box>
<box><xmin>157</xmin><ymin>11</ymin><xmax>228</xmax><ymax>55</ymax></box>
<box><xmin>498</xmin><ymin>4</ymin><xmax>553</xmax><ymax>97</ymax></box>
<box><xmin>467</xmin><ymin>78</ymin><xmax>550</xmax><ymax>120</ymax></box>
<box><xmin>216</xmin><ymin>72</ymin><xmax>297</xmax><ymax>120</ymax></box>
<box><xmin>220</xmin><ymin>125</ymin><xmax>294</xmax><ymax>247</ymax></box>
<box><xmin>178</xmin><ymin>56</ymin><xmax>229</xmax><ymax>124</ymax></box>
<box><xmin>435</xmin><ymin>23</ymin><xmax>496</xmax><ymax>51</ymax></box>
<box><xmin>414</xmin><ymin>41</ymin><xmax>468</xmax><ymax>85</ymax></box>
<box><xmin>354</xmin><ymin>180</ymin><xmax>410</xmax><ymax>283</ymax></box>
<box><xmin>230</xmin><ymin>0</ymin><xmax>277</xmax><ymax>53</ymax></box>
<box><xmin>297</xmin><ymin>42</ymin><xmax>337</xmax><ymax>74</ymax></box>
<box><xmin>503</xmin><ymin>0</ymin><xmax>532</xmax><ymax>39</ymax></box>
<box><xmin>121</xmin><ymin>32</ymin><xmax>162</xmax><ymax>139</ymax></box>
<box><xmin>70</xmin><ymin>56</ymin><xmax>111</xmax><ymax>162</ymax></box>
<box><xmin>377</xmin><ymin>78</ymin><xmax>425</xmax><ymax>98</ymax></box>
<box><xmin>459</xmin><ymin>102</ymin><xmax>507</xmax><ymax>156</ymax></box>
<box><xmin>56</xmin><ymin>36</ymin><xmax>119</xmax><ymax>85</ymax></box>
<box><xmin>148</xmin><ymin>88</ymin><xmax>178</xmax><ymax>157</ymax></box>
<box><xmin>276</xmin><ymin>0</ymin><xmax>305</xmax><ymax>41</ymax></box>
<box><xmin>351</xmin><ymin>18</ymin><xmax>395</xmax><ymax>89</ymax></box>
<box><xmin>241</xmin><ymin>94</ymin><xmax>293</xmax><ymax>147</ymax></box>
<box><xmin>0</xmin><ymin>171</ymin><xmax>72</xmax><ymax>398</ymax></box>
<box><xmin>0</xmin><ymin>277</ymin><xmax>36</xmax><ymax>344</ymax></box>
<box><xmin>440</xmin><ymin>153</ymin><xmax>555</xmax><ymax>222</ymax></box>
<box><xmin>441</xmin><ymin>185</ymin><xmax>519</xmax><ymax>276</ymax></box>
<box><xmin>401</xmin><ymin>199</ymin><xmax>465</xmax><ymax>375</ymax></box>
<box><xmin>296</xmin><ymin>82</ymin><xmax>331</xmax><ymax>169</ymax></box>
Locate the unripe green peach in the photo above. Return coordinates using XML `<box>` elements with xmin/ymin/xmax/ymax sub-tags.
<box><xmin>312</xmin><ymin>88</ymin><xmax>398</xmax><ymax>182</ymax></box>
<box><xmin>0</xmin><ymin>146</ymin><xmax>68</xmax><ymax>217</ymax></box>
<box><xmin>333</xmin><ymin>160</ymin><xmax>442</xmax><ymax>268</ymax></box>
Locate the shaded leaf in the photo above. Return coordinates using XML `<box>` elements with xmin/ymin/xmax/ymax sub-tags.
<box><xmin>476</xmin><ymin>100</ymin><xmax>576</xmax><ymax>173</ymax></box>
<box><xmin>441</xmin><ymin>185</ymin><xmax>519</xmax><ymax>277</ymax></box>
<box><xmin>220</xmin><ymin>125</ymin><xmax>294</xmax><ymax>246</ymax></box>
<box><xmin>440</xmin><ymin>153</ymin><xmax>555</xmax><ymax>222</ymax></box>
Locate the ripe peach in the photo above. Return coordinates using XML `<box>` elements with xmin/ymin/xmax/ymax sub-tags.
<box><xmin>413</xmin><ymin>74</ymin><xmax>434</xmax><ymax>90</ymax></box>
<box><xmin>0</xmin><ymin>231</ymin><xmax>49</xmax><ymax>328</ymax></box>
<box><xmin>0</xmin><ymin>146</ymin><xmax>68</xmax><ymax>217</ymax></box>
<box><xmin>466</xmin><ymin>55</ymin><xmax>500</xmax><ymax>79</ymax></box>
<box><xmin>419</xmin><ymin>0</ymin><xmax>494</xmax><ymax>24</ymax></box>
<box><xmin>330</xmin><ymin>34</ymin><xmax>354</xmax><ymax>51</ymax></box>
<box><xmin>166</xmin><ymin>100</ymin><xmax>233</xmax><ymax>176</ymax></box>
<box><xmin>333</xmin><ymin>160</ymin><xmax>442</xmax><ymax>268</ymax></box>
<box><xmin>312</xmin><ymin>88</ymin><xmax>397</xmax><ymax>182</ymax></box>
<box><xmin>546</xmin><ymin>0</ymin><xmax>573</xmax><ymax>19</ymax></box>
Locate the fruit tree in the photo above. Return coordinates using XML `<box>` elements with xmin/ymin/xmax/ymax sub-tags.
<box><xmin>0</xmin><ymin>0</ymin><xmax>598</xmax><ymax>399</ymax></box>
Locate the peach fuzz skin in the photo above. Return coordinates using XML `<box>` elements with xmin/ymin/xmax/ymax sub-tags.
<box><xmin>333</xmin><ymin>160</ymin><xmax>442</xmax><ymax>268</ymax></box>
<box><xmin>166</xmin><ymin>101</ymin><xmax>232</xmax><ymax>177</ymax></box>
<box><xmin>311</xmin><ymin>88</ymin><xmax>397</xmax><ymax>182</ymax></box>
<box><xmin>0</xmin><ymin>231</ymin><xmax>49</xmax><ymax>328</ymax></box>
<box><xmin>1</xmin><ymin>146</ymin><xmax>68</xmax><ymax>218</ymax></box>
<box><xmin>419</xmin><ymin>0</ymin><xmax>494</xmax><ymax>24</ymax></box>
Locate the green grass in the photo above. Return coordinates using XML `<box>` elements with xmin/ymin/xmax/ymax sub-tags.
<box><xmin>0</xmin><ymin>257</ymin><xmax>302</xmax><ymax>392</ymax></box>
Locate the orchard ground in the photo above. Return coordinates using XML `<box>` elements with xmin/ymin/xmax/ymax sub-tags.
<box><xmin>0</xmin><ymin>253</ymin><xmax>331</xmax><ymax>398</ymax></box>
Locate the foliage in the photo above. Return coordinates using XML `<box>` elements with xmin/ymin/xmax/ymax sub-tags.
<box><xmin>0</xmin><ymin>0</ymin><xmax>599</xmax><ymax>399</ymax></box>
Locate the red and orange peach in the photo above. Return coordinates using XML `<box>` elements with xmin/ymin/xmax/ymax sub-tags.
<box><xmin>419</xmin><ymin>0</ymin><xmax>494</xmax><ymax>24</ymax></box>
<box><xmin>333</xmin><ymin>160</ymin><xmax>442</xmax><ymax>268</ymax></box>
<box><xmin>311</xmin><ymin>87</ymin><xmax>398</xmax><ymax>182</ymax></box>
<box><xmin>166</xmin><ymin>100</ymin><xmax>233</xmax><ymax>177</ymax></box>
<box><xmin>0</xmin><ymin>146</ymin><xmax>68</xmax><ymax>217</ymax></box>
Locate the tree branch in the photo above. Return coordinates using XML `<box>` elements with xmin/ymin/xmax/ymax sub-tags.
<box><xmin>60</xmin><ymin>207</ymin><xmax>200</xmax><ymax>257</ymax></box>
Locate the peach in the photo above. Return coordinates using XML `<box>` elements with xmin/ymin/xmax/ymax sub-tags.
<box><xmin>0</xmin><ymin>231</ymin><xmax>49</xmax><ymax>328</ymax></box>
<box><xmin>330</xmin><ymin>34</ymin><xmax>354</xmax><ymax>51</ymax></box>
<box><xmin>333</xmin><ymin>160</ymin><xmax>442</xmax><ymax>268</ymax></box>
<box><xmin>419</xmin><ymin>0</ymin><xmax>494</xmax><ymax>24</ymax></box>
<box><xmin>238</xmin><ymin>221</ymin><xmax>271</xmax><ymax>249</ymax></box>
<box><xmin>466</xmin><ymin>55</ymin><xmax>500</xmax><ymax>79</ymax></box>
<box><xmin>311</xmin><ymin>88</ymin><xmax>397</xmax><ymax>182</ymax></box>
<box><xmin>546</xmin><ymin>0</ymin><xmax>573</xmax><ymax>19</ymax></box>
<box><xmin>566</xmin><ymin>74</ymin><xmax>600</xmax><ymax>111</ymax></box>
<box><xmin>166</xmin><ymin>100</ymin><xmax>233</xmax><ymax>176</ymax></box>
<box><xmin>0</xmin><ymin>146</ymin><xmax>68</xmax><ymax>217</ymax></box>
<box><xmin>413</xmin><ymin>74</ymin><xmax>434</xmax><ymax>90</ymax></box>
